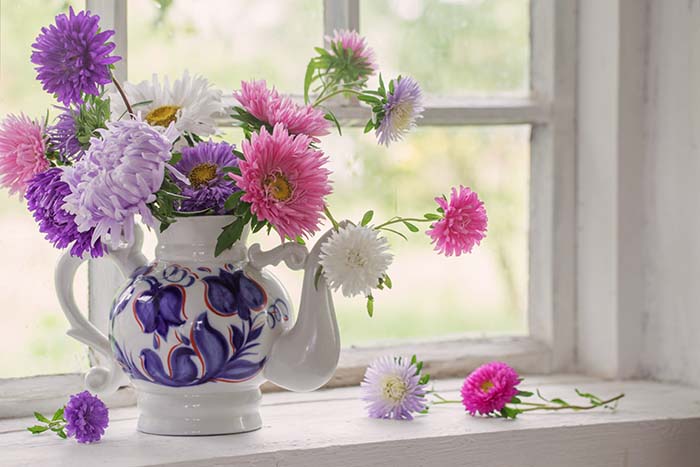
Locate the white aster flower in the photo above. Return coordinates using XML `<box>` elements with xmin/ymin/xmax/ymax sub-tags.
<box><xmin>111</xmin><ymin>70</ymin><xmax>225</xmax><ymax>137</ymax></box>
<box><xmin>319</xmin><ymin>224</ymin><xmax>393</xmax><ymax>298</ymax></box>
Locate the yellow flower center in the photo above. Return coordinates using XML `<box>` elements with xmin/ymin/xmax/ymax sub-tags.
<box><xmin>346</xmin><ymin>249</ymin><xmax>367</xmax><ymax>268</ymax></box>
<box><xmin>391</xmin><ymin>102</ymin><xmax>415</xmax><ymax>131</ymax></box>
<box><xmin>188</xmin><ymin>163</ymin><xmax>218</xmax><ymax>188</ymax></box>
<box><xmin>480</xmin><ymin>380</ymin><xmax>495</xmax><ymax>393</ymax></box>
<box><xmin>145</xmin><ymin>105</ymin><xmax>181</xmax><ymax>127</ymax></box>
<box><xmin>264</xmin><ymin>173</ymin><xmax>293</xmax><ymax>201</ymax></box>
<box><xmin>382</xmin><ymin>375</ymin><xmax>408</xmax><ymax>403</ymax></box>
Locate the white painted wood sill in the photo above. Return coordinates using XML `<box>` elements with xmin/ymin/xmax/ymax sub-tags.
<box><xmin>2</xmin><ymin>375</ymin><xmax>700</xmax><ymax>467</ymax></box>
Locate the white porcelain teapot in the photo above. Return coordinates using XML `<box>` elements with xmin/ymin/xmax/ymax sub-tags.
<box><xmin>55</xmin><ymin>216</ymin><xmax>340</xmax><ymax>435</ymax></box>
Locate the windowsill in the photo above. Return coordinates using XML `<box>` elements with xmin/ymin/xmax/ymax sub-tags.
<box><xmin>2</xmin><ymin>375</ymin><xmax>700</xmax><ymax>467</ymax></box>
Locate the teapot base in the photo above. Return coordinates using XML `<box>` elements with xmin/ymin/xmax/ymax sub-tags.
<box><xmin>134</xmin><ymin>382</ymin><xmax>263</xmax><ymax>436</ymax></box>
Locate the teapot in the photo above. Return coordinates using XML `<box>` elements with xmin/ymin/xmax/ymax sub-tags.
<box><xmin>55</xmin><ymin>215</ymin><xmax>340</xmax><ymax>435</ymax></box>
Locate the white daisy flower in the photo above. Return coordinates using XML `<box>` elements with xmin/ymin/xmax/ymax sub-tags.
<box><xmin>319</xmin><ymin>224</ymin><xmax>393</xmax><ymax>298</ymax></box>
<box><xmin>111</xmin><ymin>70</ymin><xmax>225</xmax><ymax>137</ymax></box>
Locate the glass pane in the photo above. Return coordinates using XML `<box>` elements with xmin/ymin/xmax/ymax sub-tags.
<box><xmin>360</xmin><ymin>0</ymin><xmax>530</xmax><ymax>96</ymax></box>
<box><xmin>0</xmin><ymin>0</ymin><xmax>89</xmax><ymax>378</ymax></box>
<box><xmin>140</xmin><ymin>126</ymin><xmax>529</xmax><ymax>346</ymax></box>
<box><xmin>127</xmin><ymin>0</ymin><xmax>323</xmax><ymax>92</ymax></box>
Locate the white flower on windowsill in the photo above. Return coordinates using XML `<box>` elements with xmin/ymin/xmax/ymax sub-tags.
<box><xmin>111</xmin><ymin>70</ymin><xmax>224</xmax><ymax>138</ymax></box>
<box><xmin>319</xmin><ymin>223</ymin><xmax>393</xmax><ymax>298</ymax></box>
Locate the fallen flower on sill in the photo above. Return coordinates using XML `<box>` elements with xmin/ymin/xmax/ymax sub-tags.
<box><xmin>27</xmin><ymin>390</ymin><xmax>109</xmax><ymax>443</ymax></box>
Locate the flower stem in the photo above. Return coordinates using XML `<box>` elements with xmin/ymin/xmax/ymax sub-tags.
<box><xmin>515</xmin><ymin>393</ymin><xmax>625</xmax><ymax>412</ymax></box>
<box><xmin>373</xmin><ymin>217</ymin><xmax>432</xmax><ymax>231</ymax></box>
<box><xmin>111</xmin><ymin>72</ymin><xmax>134</xmax><ymax>116</ymax></box>
<box><xmin>312</xmin><ymin>88</ymin><xmax>363</xmax><ymax>107</ymax></box>
<box><xmin>324</xmin><ymin>205</ymin><xmax>340</xmax><ymax>231</ymax></box>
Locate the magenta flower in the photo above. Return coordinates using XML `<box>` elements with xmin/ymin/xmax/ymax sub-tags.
<box><xmin>62</xmin><ymin>117</ymin><xmax>178</xmax><ymax>248</ymax></box>
<box><xmin>233</xmin><ymin>124</ymin><xmax>331</xmax><ymax>240</ymax></box>
<box><xmin>461</xmin><ymin>362</ymin><xmax>520</xmax><ymax>416</ymax></box>
<box><xmin>376</xmin><ymin>76</ymin><xmax>424</xmax><ymax>146</ymax></box>
<box><xmin>25</xmin><ymin>168</ymin><xmax>104</xmax><ymax>258</ymax></box>
<box><xmin>64</xmin><ymin>391</ymin><xmax>109</xmax><ymax>443</ymax></box>
<box><xmin>31</xmin><ymin>7</ymin><xmax>120</xmax><ymax>105</ymax></box>
<box><xmin>234</xmin><ymin>80</ymin><xmax>330</xmax><ymax>138</ymax></box>
<box><xmin>326</xmin><ymin>29</ymin><xmax>377</xmax><ymax>84</ymax></box>
<box><xmin>360</xmin><ymin>355</ymin><xmax>428</xmax><ymax>420</ymax></box>
<box><xmin>0</xmin><ymin>113</ymin><xmax>48</xmax><ymax>196</ymax></box>
<box><xmin>426</xmin><ymin>186</ymin><xmax>487</xmax><ymax>256</ymax></box>
<box><xmin>174</xmin><ymin>140</ymin><xmax>239</xmax><ymax>214</ymax></box>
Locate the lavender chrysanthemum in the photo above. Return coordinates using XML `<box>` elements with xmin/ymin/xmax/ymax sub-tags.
<box><xmin>48</xmin><ymin>107</ymin><xmax>83</xmax><ymax>161</ymax></box>
<box><xmin>31</xmin><ymin>7</ymin><xmax>120</xmax><ymax>105</ymax></box>
<box><xmin>360</xmin><ymin>355</ymin><xmax>427</xmax><ymax>420</ymax></box>
<box><xmin>62</xmin><ymin>117</ymin><xmax>178</xmax><ymax>248</ymax></box>
<box><xmin>174</xmin><ymin>140</ymin><xmax>239</xmax><ymax>214</ymax></box>
<box><xmin>64</xmin><ymin>391</ymin><xmax>109</xmax><ymax>443</ymax></box>
<box><xmin>25</xmin><ymin>168</ymin><xmax>104</xmax><ymax>258</ymax></box>
<box><xmin>376</xmin><ymin>76</ymin><xmax>424</xmax><ymax>146</ymax></box>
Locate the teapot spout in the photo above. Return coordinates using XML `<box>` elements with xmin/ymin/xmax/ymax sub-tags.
<box><xmin>264</xmin><ymin>228</ymin><xmax>340</xmax><ymax>392</ymax></box>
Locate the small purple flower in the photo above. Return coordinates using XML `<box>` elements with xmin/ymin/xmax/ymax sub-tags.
<box><xmin>375</xmin><ymin>76</ymin><xmax>424</xmax><ymax>146</ymax></box>
<box><xmin>174</xmin><ymin>140</ymin><xmax>240</xmax><ymax>214</ymax></box>
<box><xmin>25</xmin><ymin>167</ymin><xmax>104</xmax><ymax>258</ymax></box>
<box><xmin>64</xmin><ymin>391</ymin><xmax>109</xmax><ymax>443</ymax></box>
<box><xmin>48</xmin><ymin>107</ymin><xmax>83</xmax><ymax>161</ymax></box>
<box><xmin>360</xmin><ymin>355</ymin><xmax>427</xmax><ymax>420</ymax></box>
<box><xmin>31</xmin><ymin>7</ymin><xmax>120</xmax><ymax>105</ymax></box>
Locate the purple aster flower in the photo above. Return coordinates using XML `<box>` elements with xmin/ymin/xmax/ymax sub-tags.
<box><xmin>64</xmin><ymin>391</ymin><xmax>109</xmax><ymax>443</ymax></box>
<box><xmin>62</xmin><ymin>116</ymin><xmax>179</xmax><ymax>248</ymax></box>
<box><xmin>31</xmin><ymin>7</ymin><xmax>120</xmax><ymax>105</ymax></box>
<box><xmin>375</xmin><ymin>76</ymin><xmax>424</xmax><ymax>146</ymax></box>
<box><xmin>360</xmin><ymin>355</ymin><xmax>428</xmax><ymax>420</ymax></box>
<box><xmin>25</xmin><ymin>168</ymin><xmax>104</xmax><ymax>258</ymax></box>
<box><xmin>48</xmin><ymin>107</ymin><xmax>83</xmax><ymax>161</ymax></box>
<box><xmin>174</xmin><ymin>140</ymin><xmax>240</xmax><ymax>214</ymax></box>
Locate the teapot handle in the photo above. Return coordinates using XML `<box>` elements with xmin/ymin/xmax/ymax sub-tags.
<box><xmin>55</xmin><ymin>253</ymin><xmax>128</xmax><ymax>396</ymax></box>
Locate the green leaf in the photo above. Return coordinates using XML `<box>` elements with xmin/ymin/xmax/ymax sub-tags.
<box><xmin>304</xmin><ymin>59</ymin><xmax>316</xmax><ymax>104</ymax></box>
<box><xmin>27</xmin><ymin>425</ymin><xmax>49</xmax><ymax>434</ymax></box>
<box><xmin>324</xmin><ymin>111</ymin><xmax>342</xmax><ymax>136</ymax></box>
<box><xmin>517</xmin><ymin>390</ymin><xmax>534</xmax><ymax>397</ymax></box>
<box><xmin>52</xmin><ymin>407</ymin><xmax>65</xmax><ymax>421</ymax></box>
<box><xmin>224</xmin><ymin>191</ymin><xmax>244</xmax><ymax>211</ymax></box>
<box><xmin>550</xmin><ymin>398</ymin><xmax>568</xmax><ymax>405</ymax></box>
<box><xmin>510</xmin><ymin>396</ymin><xmax>522</xmax><ymax>404</ymax></box>
<box><xmin>295</xmin><ymin>236</ymin><xmax>306</xmax><ymax>245</ymax></box>
<box><xmin>403</xmin><ymin>221</ymin><xmax>419</xmax><ymax>232</ymax></box>
<box><xmin>411</xmin><ymin>355</ymin><xmax>417</xmax><ymax>365</ymax></box>
<box><xmin>168</xmin><ymin>152</ymin><xmax>182</xmax><ymax>165</ymax></box>
<box><xmin>357</xmin><ymin>94</ymin><xmax>382</xmax><ymax>105</ymax></box>
<box><xmin>423</xmin><ymin>213</ymin><xmax>442</xmax><ymax>221</ymax></box>
<box><xmin>360</xmin><ymin>210</ymin><xmax>374</xmax><ymax>226</ymax></box>
<box><xmin>363</xmin><ymin>119</ymin><xmax>375</xmax><ymax>134</ymax></box>
<box><xmin>418</xmin><ymin>374</ymin><xmax>431</xmax><ymax>385</ymax></box>
<box><xmin>380</xmin><ymin>227</ymin><xmax>408</xmax><ymax>241</ymax></box>
<box><xmin>55</xmin><ymin>429</ymin><xmax>67</xmax><ymax>440</ymax></box>
<box><xmin>366</xmin><ymin>295</ymin><xmax>374</xmax><ymax>317</ymax></box>
<box><xmin>383</xmin><ymin>274</ymin><xmax>393</xmax><ymax>289</ymax></box>
<box><xmin>34</xmin><ymin>412</ymin><xmax>50</xmax><ymax>424</ymax></box>
<box><xmin>215</xmin><ymin>219</ymin><xmax>246</xmax><ymax>257</ymax></box>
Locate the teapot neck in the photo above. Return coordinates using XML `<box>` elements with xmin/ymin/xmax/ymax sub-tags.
<box><xmin>155</xmin><ymin>216</ymin><xmax>248</xmax><ymax>263</ymax></box>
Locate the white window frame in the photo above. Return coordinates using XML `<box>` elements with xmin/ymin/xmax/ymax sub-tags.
<box><xmin>0</xmin><ymin>0</ymin><xmax>576</xmax><ymax>417</ymax></box>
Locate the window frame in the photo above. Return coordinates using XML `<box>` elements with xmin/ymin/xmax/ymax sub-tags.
<box><xmin>0</xmin><ymin>0</ymin><xmax>577</xmax><ymax>417</ymax></box>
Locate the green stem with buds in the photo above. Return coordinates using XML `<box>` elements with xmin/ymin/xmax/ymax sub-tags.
<box><xmin>373</xmin><ymin>217</ymin><xmax>433</xmax><ymax>231</ymax></box>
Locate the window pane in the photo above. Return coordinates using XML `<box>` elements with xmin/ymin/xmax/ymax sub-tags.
<box><xmin>127</xmin><ymin>0</ymin><xmax>323</xmax><ymax>91</ymax></box>
<box><xmin>141</xmin><ymin>126</ymin><xmax>529</xmax><ymax>346</ymax></box>
<box><xmin>0</xmin><ymin>0</ymin><xmax>89</xmax><ymax>378</ymax></box>
<box><xmin>360</xmin><ymin>0</ymin><xmax>530</xmax><ymax>96</ymax></box>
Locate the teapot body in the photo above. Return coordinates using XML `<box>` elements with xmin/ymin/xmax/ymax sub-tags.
<box><xmin>110</xmin><ymin>258</ymin><xmax>292</xmax><ymax>434</ymax></box>
<box><xmin>55</xmin><ymin>215</ymin><xmax>340</xmax><ymax>436</ymax></box>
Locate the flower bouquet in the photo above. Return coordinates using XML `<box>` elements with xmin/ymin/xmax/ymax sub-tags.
<box><xmin>2</xmin><ymin>8</ymin><xmax>488</xmax><ymax>435</ymax></box>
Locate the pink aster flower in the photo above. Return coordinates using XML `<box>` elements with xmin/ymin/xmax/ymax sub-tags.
<box><xmin>426</xmin><ymin>185</ymin><xmax>487</xmax><ymax>256</ymax></box>
<box><xmin>326</xmin><ymin>29</ymin><xmax>377</xmax><ymax>79</ymax></box>
<box><xmin>233</xmin><ymin>123</ymin><xmax>331</xmax><ymax>240</ymax></box>
<box><xmin>0</xmin><ymin>113</ymin><xmax>48</xmax><ymax>196</ymax></box>
<box><xmin>233</xmin><ymin>80</ymin><xmax>330</xmax><ymax>138</ymax></box>
<box><xmin>461</xmin><ymin>361</ymin><xmax>520</xmax><ymax>416</ymax></box>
